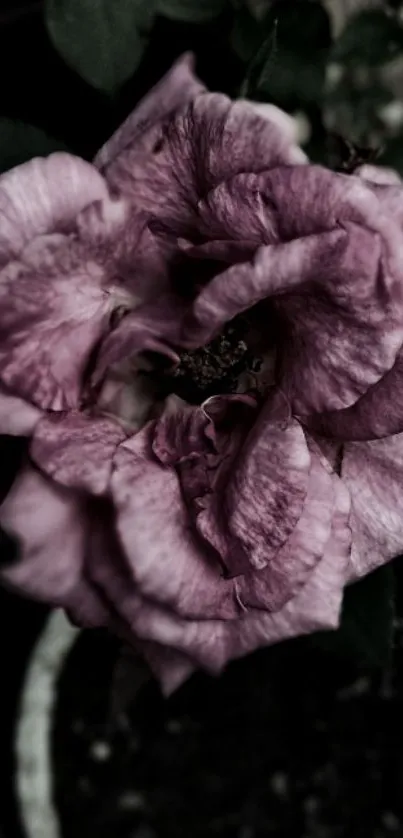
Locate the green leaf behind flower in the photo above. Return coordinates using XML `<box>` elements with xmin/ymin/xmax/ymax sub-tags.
<box><xmin>45</xmin><ymin>0</ymin><xmax>157</xmax><ymax>95</ymax></box>
<box><xmin>250</xmin><ymin>0</ymin><xmax>332</xmax><ymax>109</ymax></box>
<box><xmin>332</xmin><ymin>9</ymin><xmax>403</xmax><ymax>67</ymax></box>
<box><xmin>0</xmin><ymin>119</ymin><xmax>68</xmax><ymax>174</ymax></box>
<box><xmin>158</xmin><ymin>0</ymin><xmax>228</xmax><ymax>22</ymax></box>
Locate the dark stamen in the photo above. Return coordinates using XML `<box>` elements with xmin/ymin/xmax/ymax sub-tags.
<box><xmin>146</xmin><ymin>316</ymin><xmax>263</xmax><ymax>404</ymax></box>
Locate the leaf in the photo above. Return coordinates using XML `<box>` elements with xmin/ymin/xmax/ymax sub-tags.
<box><xmin>332</xmin><ymin>10</ymin><xmax>403</xmax><ymax>67</ymax></box>
<box><xmin>0</xmin><ymin>119</ymin><xmax>68</xmax><ymax>174</ymax></box>
<box><xmin>242</xmin><ymin>0</ymin><xmax>332</xmax><ymax>108</ymax></box>
<box><xmin>312</xmin><ymin>564</ymin><xmax>396</xmax><ymax>670</ymax></box>
<box><xmin>240</xmin><ymin>18</ymin><xmax>278</xmax><ymax>98</ymax></box>
<box><xmin>45</xmin><ymin>0</ymin><xmax>157</xmax><ymax>95</ymax></box>
<box><xmin>158</xmin><ymin>0</ymin><xmax>228</xmax><ymax>22</ymax></box>
<box><xmin>379</xmin><ymin>132</ymin><xmax>403</xmax><ymax>175</ymax></box>
<box><xmin>230</xmin><ymin>5</ymin><xmax>263</xmax><ymax>63</ymax></box>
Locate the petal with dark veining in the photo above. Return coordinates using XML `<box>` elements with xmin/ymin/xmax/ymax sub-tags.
<box><xmin>0</xmin><ymin>154</ymin><xmax>108</xmax><ymax>267</ymax></box>
<box><xmin>0</xmin><ymin>234</ymin><xmax>114</xmax><ymax>411</ymax></box>
<box><xmin>342</xmin><ymin>433</ymin><xmax>403</xmax><ymax>581</ymax></box>
<box><xmin>31</xmin><ymin>412</ymin><xmax>126</xmax><ymax>494</ymax></box>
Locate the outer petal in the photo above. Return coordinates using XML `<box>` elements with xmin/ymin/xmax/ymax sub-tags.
<box><xmin>356</xmin><ymin>164</ymin><xmax>402</xmax><ymax>186</ymax></box>
<box><xmin>152</xmin><ymin>393</ymin><xmax>311</xmax><ymax>576</ymax></box>
<box><xmin>103</xmin><ymin>93</ymin><xmax>309</xmax><ymax>238</ymax></box>
<box><xmin>0</xmin><ymin>464</ymin><xmax>84</xmax><ymax>602</ymax></box>
<box><xmin>31</xmin><ymin>412</ymin><xmax>126</xmax><ymax>494</ymax></box>
<box><xmin>342</xmin><ymin>433</ymin><xmax>403</xmax><ymax>581</ymax></box>
<box><xmin>153</xmin><ymin>394</ymin><xmax>329</xmax><ymax>612</ymax></box>
<box><xmin>95</xmin><ymin>53</ymin><xmax>206</xmax><ymax>170</ymax></box>
<box><xmin>118</xmin><ymin>475</ymin><xmax>351</xmax><ymax>674</ymax></box>
<box><xmin>305</xmin><ymin>349</ymin><xmax>403</xmax><ymax>440</ymax></box>
<box><xmin>0</xmin><ymin>153</ymin><xmax>108</xmax><ymax>267</ymax></box>
<box><xmin>136</xmin><ymin>641</ymin><xmax>195</xmax><ymax>696</ymax></box>
<box><xmin>0</xmin><ymin>386</ymin><xmax>41</xmax><ymax>435</ymax></box>
<box><xmin>0</xmin><ymin>233</ymin><xmax>115</xmax><ymax>411</ymax></box>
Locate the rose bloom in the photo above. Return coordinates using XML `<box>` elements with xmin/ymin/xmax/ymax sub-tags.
<box><xmin>1</xmin><ymin>55</ymin><xmax>403</xmax><ymax>694</ymax></box>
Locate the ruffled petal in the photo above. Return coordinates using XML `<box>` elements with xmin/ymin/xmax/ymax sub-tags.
<box><xmin>92</xmin><ymin>307</ymin><xmax>179</xmax><ymax>389</ymax></box>
<box><xmin>119</xmin><ymin>475</ymin><xmax>351</xmax><ymax>674</ymax></box>
<box><xmin>0</xmin><ymin>233</ymin><xmax>115</xmax><ymax>411</ymax></box>
<box><xmin>0</xmin><ymin>464</ymin><xmax>84</xmax><ymax>602</ymax></box>
<box><xmin>305</xmin><ymin>349</ymin><xmax>403</xmax><ymax>440</ymax></box>
<box><xmin>31</xmin><ymin>412</ymin><xmax>126</xmax><ymax>494</ymax></box>
<box><xmin>110</xmin><ymin>428</ymin><xmax>242</xmax><ymax>621</ymax></box>
<box><xmin>342</xmin><ymin>433</ymin><xmax>403</xmax><ymax>581</ymax></box>
<box><xmin>103</xmin><ymin>93</ymin><xmax>308</xmax><ymax>239</ymax></box>
<box><xmin>183</xmin><ymin>168</ymin><xmax>403</xmax><ymax>418</ymax></box>
<box><xmin>95</xmin><ymin>53</ymin><xmax>206</xmax><ymax>170</ymax></box>
<box><xmin>0</xmin><ymin>153</ymin><xmax>108</xmax><ymax>267</ymax></box>
<box><xmin>236</xmin><ymin>436</ymin><xmax>335</xmax><ymax>610</ymax></box>
<box><xmin>191</xmin><ymin>399</ymin><xmax>311</xmax><ymax>577</ymax></box>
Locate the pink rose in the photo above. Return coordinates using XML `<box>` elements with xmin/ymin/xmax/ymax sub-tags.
<box><xmin>1</xmin><ymin>56</ymin><xmax>403</xmax><ymax>694</ymax></box>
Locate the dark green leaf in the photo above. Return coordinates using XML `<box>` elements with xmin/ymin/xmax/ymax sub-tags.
<box><xmin>230</xmin><ymin>5</ymin><xmax>262</xmax><ymax>64</ymax></box>
<box><xmin>45</xmin><ymin>0</ymin><xmax>157</xmax><ymax>95</ymax></box>
<box><xmin>379</xmin><ymin>132</ymin><xmax>403</xmax><ymax>175</ymax></box>
<box><xmin>332</xmin><ymin>10</ymin><xmax>403</xmax><ymax>67</ymax></box>
<box><xmin>158</xmin><ymin>0</ymin><xmax>227</xmax><ymax>22</ymax></box>
<box><xmin>312</xmin><ymin>564</ymin><xmax>396</xmax><ymax>670</ymax></box>
<box><xmin>243</xmin><ymin>0</ymin><xmax>332</xmax><ymax>109</ymax></box>
<box><xmin>0</xmin><ymin>119</ymin><xmax>68</xmax><ymax>174</ymax></box>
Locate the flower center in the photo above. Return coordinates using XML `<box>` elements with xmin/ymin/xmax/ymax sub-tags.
<box><xmin>147</xmin><ymin>317</ymin><xmax>264</xmax><ymax>404</ymax></box>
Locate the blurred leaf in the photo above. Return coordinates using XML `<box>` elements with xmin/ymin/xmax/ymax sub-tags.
<box><xmin>324</xmin><ymin>73</ymin><xmax>392</xmax><ymax>146</ymax></box>
<box><xmin>158</xmin><ymin>0</ymin><xmax>227</xmax><ymax>22</ymax></box>
<box><xmin>243</xmin><ymin>0</ymin><xmax>332</xmax><ymax>109</ymax></box>
<box><xmin>379</xmin><ymin>131</ymin><xmax>403</xmax><ymax>175</ymax></box>
<box><xmin>230</xmin><ymin>4</ymin><xmax>262</xmax><ymax>63</ymax></box>
<box><xmin>45</xmin><ymin>0</ymin><xmax>157</xmax><ymax>94</ymax></box>
<box><xmin>240</xmin><ymin>18</ymin><xmax>278</xmax><ymax>98</ymax></box>
<box><xmin>0</xmin><ymin>119</ymin><xmax>68</xmax><ymax>174</ymax></box>
<box><xmin>332</xmin><ymin>10</ymin><xmax>403</xmax><ymax>67</ymax></box>
<box><xmin>312</xmin><ymin>564</ymin><xmax>396</xmax><ymax>670</ymax></box>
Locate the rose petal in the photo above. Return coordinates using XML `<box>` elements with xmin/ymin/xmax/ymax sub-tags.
<box><xmin>95</xmin><ymin>53</ymin><xmax>205</xmax><ymax>170</ymax></box>
<box><xmin>0</xmin><ymin>153</ymin><xmax>108</xmax><ymax>267</ymax></box>
<box><xmin>104</xmin><ymin>93</ymin><xmax>310</xmax><ymax>239</ymax></box>
<box><xmin>356</xmin><ymin>164</ymin><xmax>402</xmax><ymax>186</ymax></box>
<box><xmin>305</xmin><ymin>349</ymin><xmax>403</xmax><ymax>440</ymax></box>
<box><xmin>122</xmin><ymin>475</ymin><xmax>351</xmax><ymax>673</ymax></box>
<box><xmin>192</xmin><ymin>399</ymin><xmax>311</xmax><ymax>576</ymax></box>
<box><xmin>342</xmin><ymin>433</ymin><xmax>403</xmax><ymax>581</ymax></box>
<box><xmin>0</xmin><ymin>233</ymin><xmax>114</xmax><ymax>410</ymax></box>
<box><xmin>31</xmin><ymin>412</ymin><xmax>126</xmax><ymax>494</ymax></box>
<box><xmin>0</xmin><ymin>385</ymin><xmax>41</xmax><ymax>435</ymax></box>
<box><xmin>110</xmin><ymin>428</ymin><xmax>242</xmax><ymax>620</ymax></box>
<box><xmin>183</xmin><ymin>176</ymin><xmax>403</xmax><ymax>416</ymax></box>
<box><xmin>236</xmin><ymin>436</ymin><xmax>335</xmax><ymax>610</ymax></box>
<box><xmin>137</xmin><ymin>641</ymin><xmax>195</xmax><ymax>696</ymax></box>
<box><xmin>0</xmin><ymin>464</ymin><xmax>84</xmax><ymax>602</ymax></box>
<box><xmin>92</xmin><ymin>307</ymin><xmax>179</xmax><ymax>389</ymax></box>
